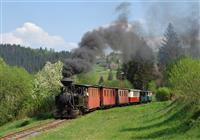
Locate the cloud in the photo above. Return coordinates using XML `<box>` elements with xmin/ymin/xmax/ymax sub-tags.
<box><xmin>1</xmin><ymin>22</ymin><xmax>78</xmax><ymax>51</ymax></box>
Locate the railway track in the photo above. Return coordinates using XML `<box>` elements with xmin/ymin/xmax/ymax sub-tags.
<box><xmin>0</xmin><ymin>119</ymin><xmax>66</xmax><ymax>140</ymax></box>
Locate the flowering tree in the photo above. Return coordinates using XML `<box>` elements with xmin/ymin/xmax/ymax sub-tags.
<box><xmin>32</xmin><ymin>61</ymin><xmax>63</xmax><ymax>112</ymax></box>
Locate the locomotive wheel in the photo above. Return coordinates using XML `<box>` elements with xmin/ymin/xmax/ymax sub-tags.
<box><xmin>70</xmin><ymin>109</ymin><xmax>80</xmax><ymax>118</ymax></box>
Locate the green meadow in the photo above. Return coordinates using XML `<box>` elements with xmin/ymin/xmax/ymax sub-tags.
<box><xmin>28</xmin><ymin>100</ymin><xmax>200</xmax><ymax>140</ymax></box>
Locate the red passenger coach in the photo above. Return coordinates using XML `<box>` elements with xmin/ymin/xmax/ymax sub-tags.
<box><xmin>86</xmin><ymin>87</ymin><xmax>101</xmax><ymax>109</ymax></box>
<box><xmin>100</xmin><ymin>87</ymin><xmax>116</xmax><ymax>107</ymax></box>
<box><xmin>128</xmin><ymin>89</ymin><xmax>140</xmax><ymax>103</ymax></box>
<box><xmin>117</xmin><ymin>89</ymin><xmax>129</xmax><ymax>105</ymax></box>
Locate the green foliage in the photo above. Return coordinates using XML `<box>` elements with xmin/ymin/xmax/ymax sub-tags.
<box><xmin>0</xmin><ymin>44</ymin><xmax>70</xmax><ymax>73</ymax></box>
<box><xmin>122</xmin><ymin>57</ymin><xmax>155</xmax><ymax>89</ymax></box>
<box><xmin>0</xmin><ymin>59</ymin><xmax>63</xmax><ymax>125</ymax></box>
<box><xmin>158</xmin><ymin>23</ymin><xmax>184</xmax><ymax>85</ymax></box>
<box><xmin>107</xmin><ymin>70</ymin><xmax>113</xmax><ymax>81</ymax></box>
<box><xmin>0</xmin><ymin>59</ymin><xmax>33</xmax><ymax>125</ymax></box>
<box><xmin>158</xmin><ymin>23</ymin><xmax>183</xmax><ymax>68</ymax></box>
<box><xmin>155</xmin><ymin>87</ymin><xmax>171</xmax><ymax>101</ymax></box>
<box><xmin>116</xmin><ymin>68</ymin><xmax>123</xmax><ymax>80</ymax></box>
<box><xmin>98</xmin><ymin>76</ymin><xmax>104</xmax><ymax>85</ymax></box>
<box><xmin>75</xmin><ymin>65</ymin><xmax>132</xmax><ymax>88</ymax></box>
<box><xmin>147</xmin><ymin>81</ymin><xmax>157</xmax><ymax>94</ymax></box>
<box><xmin>32</xmin><ymin>61</ymin><xmax>63</xmax><ymax>113</ymax></box>
<box><xmin>169</xmin><ymin>58</ymin><xmax>200</xmax><ymax>101</ymax></box>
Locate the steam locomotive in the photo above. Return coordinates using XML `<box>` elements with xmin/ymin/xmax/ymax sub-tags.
<box><xmin>54</xmin><ymin>78</ymin><xmax>152</xmax><ymax>119</ymax></box>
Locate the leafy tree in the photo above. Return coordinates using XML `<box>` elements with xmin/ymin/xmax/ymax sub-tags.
<box><xmin>122</xmin><ymin>56</ymin><xmax>155</xmax><ymax>89</ymax></box>
<box><xmin>107</xmin><ymin>69</ymin><xmax>113</xmax><ymax>81</ymax></box>
<box><xmin>32</xmin><ymin>61</ymin><xmax>63</xmax><ymax>113</ymax></box>
<box><xmin>169</xmin><ymin>57</ymin><xmax>200</xmax><ymax>101</ymax></box>
<box><xmin>0</xmin><ymin>58</ymin><xmax>33</xmax><ymax>125</ymax></box>
<box><xmin>148</xmin><ymin>81</ymin><xmax>157</xmax><ymax>94</ymax></box>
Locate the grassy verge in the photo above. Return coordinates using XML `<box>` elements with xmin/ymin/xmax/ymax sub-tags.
<box><xmin>29</xmin><ymin>100</ymin><xmax>200</xmax><ymax>140</ymax></box>
<box><xmin>0</xmin><ymin>113</ymin><xmax>54</xmax><ymax>137</ymax></box>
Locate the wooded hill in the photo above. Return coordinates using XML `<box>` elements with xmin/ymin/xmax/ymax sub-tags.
<box><xmin>0</xmin><ymin>44</ymin><xmax>71</xmax><ymax>73</ymax></box>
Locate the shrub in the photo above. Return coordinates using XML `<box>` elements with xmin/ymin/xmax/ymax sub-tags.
<box><xmin>148</xmin><ymin>81</ymin><xmax>157</xmax><ymax>94</ymax></box>
<box><xmin>107</xmin><ymin>70</ymin><xmax>113</xmax><ymax>81</ymax></box>
<box><xmin>156</xmin><ymin>87</ymin><xmax>171</xmax><ymax>101</ymax></box>
<box><xmin>169</xmin><ymin>58</ymin><xmax>200</xmax><ymax>101</ymax></box>
<box><xmin>0</xmin><ymin>59</ymin><xmax>33</xmax><ymax>125</ymax></box>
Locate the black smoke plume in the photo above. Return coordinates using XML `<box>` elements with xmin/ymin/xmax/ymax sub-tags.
<box><xmin>62</xmin><ymin>2</ymin><xmax>154</xmax><ymax>78</ymax></box>
<box><xmin>145</xmin><ymin>2</ymin><xmax>200</xmax><ymax>57</ymax></box>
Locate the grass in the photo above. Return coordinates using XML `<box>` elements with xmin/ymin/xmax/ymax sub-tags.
<box><xmin>75</xmin><ymin>64</ymin><xmax>133</xmax><ymax>88</ymax></box>
<box><xmin>29</xmin><ymin>100</ymin><xmax>200</xmax><ymax>140</ymax></box>
<box><xmin>0</xmin><ymin>113</ymin><xmax>54</xmax><ymax>137</ymax></box>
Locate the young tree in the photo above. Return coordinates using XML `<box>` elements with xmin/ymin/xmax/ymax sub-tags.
<box><xmin>32</xmin><ymin>61</ymin><xmax>63</xmax><ymax>112</ymax></box>
<box><xmin>116</xmin><ymin>68</ymin><xmax>122</xmax><ymax>80</ymax></box>
<box><xmin>98</xmin><ymin>76</ymin><xmax>104</xmax><ymax>85</ymax></box>
<box><xmin>108</xmin><ymin>69</ymin><xmax>113</xmax><ymax>81</ymax></box>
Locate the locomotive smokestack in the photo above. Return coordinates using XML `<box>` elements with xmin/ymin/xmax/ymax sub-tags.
<box><xmin>61</xmin><ymin>77</ymin><xmax>73</xmax><ymax>86</ymax></box>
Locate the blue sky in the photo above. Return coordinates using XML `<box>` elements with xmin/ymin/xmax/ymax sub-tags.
<box><xmin>0</xmin><ymin>0</ymin><xmax>199</xmax><ymax>51</ymax></box>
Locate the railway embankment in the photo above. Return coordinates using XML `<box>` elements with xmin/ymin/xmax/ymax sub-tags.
<box><xmin>28</xmin><ymin>100</ymin><xmax>200</xmax><ymax>140</ymax></box>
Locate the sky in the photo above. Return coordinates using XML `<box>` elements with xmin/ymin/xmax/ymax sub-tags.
<box><xmin>0</xmin><ymin>0</ymin><xmax>199</xmax><ymax>51</ymax></box>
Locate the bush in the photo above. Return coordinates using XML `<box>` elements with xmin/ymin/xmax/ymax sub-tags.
<box><xmin>107</xmin><ymin>70</ymin><xmax>113</xmax><ymax>81</ymax></box>
<box><xmin>169</xmin><ymin>58</ymin><xmax>200</xmax><ymax>101</ymax></box>
<box><xmin>156</xmin><ymin>87</ymin><xmax>171</xmax><ymax>101</ymax></box>
<box><xmin>148</xmin><ymin>81</ymin><xmax>157</xmax><ymax>94</ymax></box>
<box><xmin>0</xmin><ymin>59</ymin><xmax>33</xmax><ymax>125</ymax></box>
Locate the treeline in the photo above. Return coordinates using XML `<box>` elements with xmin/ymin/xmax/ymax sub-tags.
<box><xmin>0</xmin><ymin>44</ymin><xmax>71</xmax><ymax>73</ymax></box>
<box><xmin>0</xmin><ymin>58</ymin><xmax>63</xmax><ymax>126</ymax></box>
<box><xmin>118</xmin><ymin>23</ymin><xmax>200</xmax><ymax>90</ymax></box>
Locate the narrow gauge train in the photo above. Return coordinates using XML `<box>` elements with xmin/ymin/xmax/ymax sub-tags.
<box><xmin>55</xmin><ymin>78</ymin><xmax>152</xmax><ymax>119</ymax></box>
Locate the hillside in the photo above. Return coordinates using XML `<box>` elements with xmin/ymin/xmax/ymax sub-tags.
<box><xmin>28</xmin><ymin>100</ymin><xmax>200</xmax><ymax>140</ymax></box>
<box><xmin>0</xmin><ymin>44</ymin><xmax>70</xmax><ymax>73</ymax></box>
<box><xmin>75</xmin><ymin>65</ymin><xmax>133</xmax><ymax>88</ymax></box>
